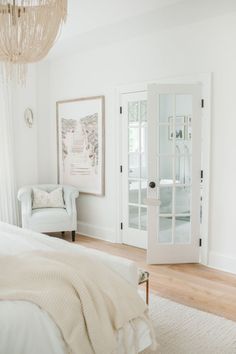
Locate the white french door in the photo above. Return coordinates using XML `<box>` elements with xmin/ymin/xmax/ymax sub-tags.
<box><xmin>120</xmin><ymin>84</ymin><xmax>202</xmax><ymax>263</ymax></box>
<box><xmin>121</xmin><ymin>92</ymin><xmax>148</xmax><ymax>248</ymax></box>
<box><xmin>146</xmin><ymin>84</ymin><xmax>201</xmax><ymax>264</ymax></box>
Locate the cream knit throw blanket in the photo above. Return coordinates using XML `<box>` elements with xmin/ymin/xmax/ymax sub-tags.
<box><xmin>0</xmin><ymin>251</ymin><xmax>156</xmax><ymax>354</ymax></box>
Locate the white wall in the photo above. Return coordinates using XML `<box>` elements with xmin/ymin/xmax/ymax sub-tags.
<box><xmin>36</xmin><ymin>61</ymin><xmax>51</xmax><ymax>184</ymax></box>
<box><xmin>13</xmin><ymin>66</ymin><xmax>38</xmax><ymax>190</ymax></box>
<box><xmin>37</xmin><ymin>12</ymin><xmax>236</xmax><ymax>272</ymax></box>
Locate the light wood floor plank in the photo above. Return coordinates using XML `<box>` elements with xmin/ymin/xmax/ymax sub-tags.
<box><xmin>59</xmin><ymin>233</ymin><xmax>236</xmax><ymax>321</ymax></box>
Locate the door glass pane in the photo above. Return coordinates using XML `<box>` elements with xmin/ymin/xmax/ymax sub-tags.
<box><xmin>175</xmin><ymin>216</ymin><xmax>191</xmax><ymax>244</ymax></box>
<box><xmin>129</xmin><ymin>128</ymin><xmax>139</xmax><ymax>152</ymax></box>
<box><xmin>141</xmin><ymin>180</ymin><xmax>147</xmax><ymax>205</ymax></box>
<box><xmin>129</xmin><ymin>153</ymin><xmax>140</xmax><ymax>178</ymax></box>
<box><xmin>176</xmin><ymin>138</ymin><xmax>192</xmax><ymax>155</ymax></box>
<box><xmin>176</xmin><ymin>94</ymin><xmax>192</xmax><ymax>117</ymax></box>
<box><xmin>140</xmin><ymin>100</ymin><xmax>147</xmax><ymax>122</ymax></box>
<box><xmin>159</xmin><ymin>124</ymin><xmax>173</xmax><ymax>155</ymax></box>
<box><xmin>140</xmin><ymin>207</ymin><xmax>147</xmax><ymax>230</ymax></box>
<box><xmin>175</xmin><ymin>95</ymin><xmax>192</xmax><ymax>150</ymax></box>
<box><xmin>175</xmin><ymin>154</ymin><xmax>191</xmax><ymax>184</ymax></box>
<box><xmin>141</xmin><ymin>125</ymin><xmax>148</xmax><ymax>178</ymax></box>
<box><xmin>168</xmin><ymin>116</ymin><xmax>186</xmax><ymax>141</ymax></box>
<box><xmin>141</xmin><ymin>125</ymin><xmax>147</xmax><ymax>152</ymax></box>
<box><xmin>159</xmin><ymin>156</ymin><xmax>173</xmax><ymax>183</ymax></box>
<box><xmin>160</xmin><ymin>187</ymin><xmax>172</xmax><ymax>214</ymax></box>
<box><xmin>129</xmin><ymin>180</ymin><xmax>139</xmax><ymax>204</ymax></box>
<box><xmin>129</xmin><ymin>206</ymin><xmax>139</xmax><ymax>229</ymax></box>
<box><xmin>128</xmin><ymin>101</ymin><xmax>139</xmax><ymax>122</ymax></box>
<box><xmin>175</xmin><ymin>186</ymin><xmax>190</xmax><ymax>214</ymax></box>
<box><xmin>159</xmin><ymin>217</ymin><xmax>172</xmax><ymax>243</ymax></box>
<box><xmin>141</xmin><ymin>153</ymin><xmax>147</xmax><ymax>179</ymax></box>
<box><xmin>175</xmin><ymin>127</ymin><xmax>192</xmax><ymax>155</ymax></box>
<box><xmin>159</xmin><ymin>94</ymin><xmax>174</xmax><ymax>123</ymax></box>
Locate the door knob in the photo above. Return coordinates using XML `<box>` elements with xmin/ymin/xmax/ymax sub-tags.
<box><xmin>149</xmin><ymin>181</ymin><xmax>156</xmax><ymax>189</ymax></box>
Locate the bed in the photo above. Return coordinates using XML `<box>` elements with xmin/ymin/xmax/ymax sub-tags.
<box><xmin>0</xmin><ymin>222</ymin><xmax>157</xmax><ymax>354</ymax></box>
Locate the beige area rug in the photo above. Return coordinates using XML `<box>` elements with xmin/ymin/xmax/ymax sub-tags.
<box><xmin>140</xmin><ymin>292</ymin><xmax>236</xmax><ymax>354</ymax></box>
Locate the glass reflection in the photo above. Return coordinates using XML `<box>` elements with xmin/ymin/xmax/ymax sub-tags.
<box><xmin>141</xmin><ymin>180</ymin><xmax>147</xmax><ymax>205</ymax></box>
<box><xmin>129</xmin><ymin>206</ymin><xmax>139</xmax><ymax>229</ymax></box>
<box><xmin>128</xmin><ymin>101</ymin><xmax>139</xmax><ymax>123</ymax></box>
<box><xmin>140</xmin><ymin>100</ymin><xmax>147</xmax><ymax>122</ymax></box>
<box><xmin>140</xmin><ymin>207</ymin><xmax>147</xmax><ymax>230</ymax></box>
<box><xmin>129</xmin><ymin>128</ymin><xmax>139</xmax><ymax>152</ymax></box>
<box><xmin>128</xmin><ymin>154</ymin><xmax>140</xmax><ymax>178</ymax></box>
<box><xmin>129</xmin><ymin>180</ymin><xmax>139</xmax><ymax>204</ymax></box>
<box><xmin>175</xmin><ymin>187</ymin><xmax>190</xmax><ymax>214</ymax></box>
<box><xmin>159</xmin><ymin>94</ymin><xmax>174</xmax><ymax>123</ymax></box>
<box><xmin>159</xmin><ymin>124</ymin><xmax>172</xmax><ymax>155</ymax></box>
<box><xmin>175</xmin><ymin>216</ymin><xmax>191</xmax><ymax>244</ymax></box>
<box><xmin>159</xmin><ymin>217</ymin><xmax>172</xmax><ymax>243</ymax></box>
<box><xmin>159</xmin><ymin>156</ymin><xmax>173</xmax><ymax>183</ymax></box>
<box><xmin>176</xmin><ymin>95</ymin><xmax>192</xmax><ymax>118</ymax></box>
<box><xmin>160</xmin><ymin>187</ymin><xmax>172</xmax><ymax>214</ymax></box>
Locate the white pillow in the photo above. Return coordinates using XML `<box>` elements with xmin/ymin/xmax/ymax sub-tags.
<box><xmin>32</xmin><ymin>187</ymin><xmax>65</xmax><ymax>209</ymax></box>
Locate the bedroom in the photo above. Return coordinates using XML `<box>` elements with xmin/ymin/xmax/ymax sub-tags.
<box><xmin>0</xmin><ymin>0</ymin><xmax>236</xmax><ymax>353</ymax></box>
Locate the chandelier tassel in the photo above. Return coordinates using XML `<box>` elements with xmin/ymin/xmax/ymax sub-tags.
<box><xmin>0</xmin><ymin>0</ymin><xmax>67</xmax><ymax>84</ymax></box>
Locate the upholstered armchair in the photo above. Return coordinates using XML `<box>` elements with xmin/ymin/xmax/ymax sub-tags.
<box><xmin>17</xmin><ymin>184</ymin><xmax>79</xmax><ymax>242</ymax></box>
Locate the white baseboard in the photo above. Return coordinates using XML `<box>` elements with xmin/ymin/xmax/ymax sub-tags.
<box><xmin>208</xmin><ymin>251</ymin><xmax>236</xmax><ymax>274</ymax></box>
<box><xmin>77</xmin><ymin>221</ymin><xmax>116</xmax><ymax>243</ymax></box>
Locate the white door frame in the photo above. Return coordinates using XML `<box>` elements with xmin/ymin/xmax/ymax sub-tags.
<box><xmin>115</xmin><ymin>73</ymin><xmax>211</xmax><ymax>266</ymax></box>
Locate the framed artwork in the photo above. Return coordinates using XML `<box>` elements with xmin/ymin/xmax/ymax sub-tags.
<box><xmin>168</xmin><ymin>116</ymin><xmax>185</xmax><ymax>140</ymax></box>
<box><xmin>57</xmin><ymin>96</ymin><xmax>105</xmax><ymax>196</ymax></box>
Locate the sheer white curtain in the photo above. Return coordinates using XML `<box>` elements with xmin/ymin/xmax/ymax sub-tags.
<box><xmin>0</xmin><ymin>79</ymin><xmax>19</xmax><ymax>225</ymax></box>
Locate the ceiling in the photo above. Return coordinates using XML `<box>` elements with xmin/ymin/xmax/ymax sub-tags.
<box><xmin>49</xmin><ymin>0</ymin><xmax>236</xmax><ymax>59</ymax></box>
<box><xmin>60</xmin><ymin>0</ymin><xmax>184</xmax><ymax>40</ymax></box>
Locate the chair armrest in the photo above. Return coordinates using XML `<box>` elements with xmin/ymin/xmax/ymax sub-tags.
<box><xmin>17</xmin><ymin>187</ymin><xmax>32</xmax><ymax>216</ymax></box>
<box><xmin>63</xmin><ymin>185</ymin><xmax>79</xmax><ymax>215</ymax></box>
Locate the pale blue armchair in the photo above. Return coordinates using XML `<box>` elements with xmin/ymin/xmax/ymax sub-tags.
<box><xmin>17</xmin><ymin>184</ymin><xmax>79</xmax><ymax>242</ymax></box>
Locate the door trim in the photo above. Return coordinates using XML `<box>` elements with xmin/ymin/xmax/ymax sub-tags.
<box><xmin>116</xmin><ymin>73</ymin><xmax>211</xmax><ymax>266</ymax></box>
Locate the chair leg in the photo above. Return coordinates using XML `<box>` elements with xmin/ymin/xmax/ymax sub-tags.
<box><xmin>72</xmin><ymin>230</ymin><xmax>76</xmax><ymax>242</ymax></box>
<box><xmin>146</xmin><ymin>279</ymin><xmax>149</xmax><ymax>305</ymax></box>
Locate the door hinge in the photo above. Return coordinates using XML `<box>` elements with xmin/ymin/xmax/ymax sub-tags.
<box><xmin>120</xmin><ymin>165</ymin><xmax>123</xmax><ymax>173</ymax></box>
<box><xmin>201</xmin><ymin>170</ymin><xmax>203</xmax><ymax>180</ymax></box>
<box><xmin>120</xmin><ymin>106</ymin><xmax>123</xmax><ymax>114</ymax></box>
<box><xmin>199</xmin><ymin>238</ymin><xmax>202</xmax><ymax>247</ymax></box>
<box><xmin>120</xmin><ymin>222</ymin><xmax>123</xmax><ymax>230</ymax></box>
<box><xmin>201</xmin><ymin>99</ymin><xmax>204</xmax><ymax>108</ymax></box>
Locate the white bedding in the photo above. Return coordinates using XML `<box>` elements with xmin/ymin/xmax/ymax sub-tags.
<box><xmin>0</xmin><ymin>222</ymin><xmax>153</xmax><ymax>354</ymax></box>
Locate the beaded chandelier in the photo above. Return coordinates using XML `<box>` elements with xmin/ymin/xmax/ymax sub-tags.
<box><xmin>0</xmin><ymin>0</ymin><xmax>67</xmax><ymax>83</ymax></box>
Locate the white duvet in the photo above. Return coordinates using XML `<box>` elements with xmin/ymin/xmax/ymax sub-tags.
<box><xmin>0</xmin><ymin>222</ymin><xmax>154</xmax><ymax>354</ymax></box>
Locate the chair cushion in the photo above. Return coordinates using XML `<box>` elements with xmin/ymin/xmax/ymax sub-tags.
<box><xmin>32</xmin><ymin>187</ymin><xmax>65</xmax><ymax>209</ymax></box>
<box><xmin>31</xmin><ymin>208</ymin><xmax>69</xmax><ymax>223</ymax></box>
<box><xmin>29</xmin><ymin>208</ymin><xmax>72</xmax><ymax>233</ymax></box>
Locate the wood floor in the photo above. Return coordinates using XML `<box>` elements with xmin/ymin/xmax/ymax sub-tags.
<box><xmin>62</xmin><ymin>232</ymin><xmax>236</xmax><ymax>322</ymax></box>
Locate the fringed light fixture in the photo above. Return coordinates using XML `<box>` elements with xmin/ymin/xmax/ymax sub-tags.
<box><xmin>0</xmin><ymin>0</ymin><xmax>67</xmax><ymax>84</ymax></box>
